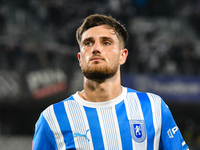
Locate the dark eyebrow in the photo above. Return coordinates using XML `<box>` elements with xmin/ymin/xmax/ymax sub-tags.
<box><xmin>81</xmin><ymin>36</ymin><xmax>114</xmax><ymax>45</ymax></box>
<box><xmin>100</xmin><ymin>37</ymin><xmax>114</xmax><ymax>42</ymax></box>
<box><xmin>82</xmin><ymin>37</ymin><xmax>94</xmax><ymax>45</ymax></box>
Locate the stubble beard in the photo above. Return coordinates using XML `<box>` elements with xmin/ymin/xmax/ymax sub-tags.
<box><xmin>81</xmin><ymin>63</ymin><xmax>119</xmax><ymax>80</ymax></box>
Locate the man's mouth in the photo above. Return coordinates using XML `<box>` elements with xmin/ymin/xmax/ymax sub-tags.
<box><xmin>90</xmin><ymin>56</ymin><xmax>104</xmax><ymax>62</ymax></box>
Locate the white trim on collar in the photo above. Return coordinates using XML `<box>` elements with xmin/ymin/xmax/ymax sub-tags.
<box><xmin>73</xmin><ymin>86</ymin><xmax>127</xmax><ymax>108</ymax></box>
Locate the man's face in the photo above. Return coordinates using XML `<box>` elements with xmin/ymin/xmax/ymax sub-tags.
<box><xmin>78</xmin><ymin>25</ymin><xmax>127</xmax><ymax>80</ymax></box>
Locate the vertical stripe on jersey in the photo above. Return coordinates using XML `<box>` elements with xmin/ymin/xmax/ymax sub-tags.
<box><xmin>124</xmin><ymin>93</ymin><xmax>147</xmax><ymax>150</ymax></box>
<box><xmin>137</xmin><ymin>93</ymin><xmax>155</xmax><ymax>150</ymax></box>
<box><xmin>97</xmin><ymin>106</ymin><xmax>122</xmax><ymax>150</ymax></box>
<box><xmin>64</xmin><ymin>100</ymin><xmax>94</xmax><ymax>150</ymax></box>
<box><xmin>84</xmin><ymin>107</ymin><xmax>105</xmax><ymax>150</ymax></box>
<box><xmin>115</xmin><ymin>100</ymin><xmax>133</xmax><ymax>150</ymax></box>
<box><xmin>43</xmin><ymin>105</ymin><xmax>66</xmax><ymax>150</ymax></box>
<box><xmin>147</xmin><ymin>93</ymin><xmax>161</xmax><ymax>150</ymax></box>
<box><xmin>53</xmin><ymin>102</ymin><xmax>75</xmax><ymax>149</ymax></box>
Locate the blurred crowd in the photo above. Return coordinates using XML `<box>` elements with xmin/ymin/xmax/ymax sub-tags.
<box><xmin>0</xmin><ymin>0</ymin><xmax>200</xmax><ymax>76</ymax></box>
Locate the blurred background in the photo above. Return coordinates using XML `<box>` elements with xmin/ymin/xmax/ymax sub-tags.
<box><xmin>0</xmin><ymin>0</ymin><xmax>200</xmax><ymax>149</ymax></box>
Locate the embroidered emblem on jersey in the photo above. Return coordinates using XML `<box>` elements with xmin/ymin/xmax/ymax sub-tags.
<box><xmin>129</xmin><ymin>120</ymin><xmax>146</xmax><ymax>143</ymax></box>
<box><xmin>74</xmin><ymin>129</ymin><xmax>90</xmax><ymax>141</ymax></box>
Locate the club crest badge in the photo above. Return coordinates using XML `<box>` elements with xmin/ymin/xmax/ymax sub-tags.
<box><xmin>129</xmin><ymin>120</ymin><xmax>146</xmax><ymax>143</ymax></box>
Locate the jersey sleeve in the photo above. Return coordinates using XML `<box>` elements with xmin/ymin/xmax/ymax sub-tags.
<box><xmin>159</xmin><ymin>100</ymin><xmax>189</xmax><ymax>150</ymax></box>
<box><xmin>32</xmin><ymin>113</ymin><xmax>57</xmax><ymax>150</ymax></box>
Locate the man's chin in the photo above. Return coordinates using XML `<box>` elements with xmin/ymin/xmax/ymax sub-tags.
<box><xmin>82</xmin><ymin>70</ymin><xmax>116</xmax><ymax>80</ymax></box>
<box><xmin>81</xmin><ymin>64</ymin><xmax>119</xmax><ymax>80</ymax></box>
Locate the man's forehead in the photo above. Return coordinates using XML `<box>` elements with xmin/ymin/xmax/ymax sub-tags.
<box><xmin>81</xmin><ymin>25</ymin><xmax>117</xmax><ymax>41</ymax></box>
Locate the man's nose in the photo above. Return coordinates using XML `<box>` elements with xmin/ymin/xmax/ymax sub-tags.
<box><xmin>92</xmin><ymin>41</ymin><xmax>101</xmax><ymax>54</ymax></box>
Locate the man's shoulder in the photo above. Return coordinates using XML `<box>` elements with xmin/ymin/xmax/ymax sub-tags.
<box><xmin>125</xmin><ymin>87</ymin><xmax>162</xmax><ymax>101</ymax></box>
<box><xmin>43</xmin><ymin>94</ymin><xmax>75</xmax><ymax>113</ymax></box>
<box><xmin>126</xmin><ymin>87</ymin><xmax>138</xmax><ymax>93</ymax></box>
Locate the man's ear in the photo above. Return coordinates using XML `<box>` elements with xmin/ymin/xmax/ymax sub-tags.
<box><xmin>77</xmin><ymin>52</ymin><xmax>81</xmax><ymax>66</ymax></box>
<box><xmin>119</xmin><ymin>49</ymin><xmax>128</xmax><ymax>65</ymax></box>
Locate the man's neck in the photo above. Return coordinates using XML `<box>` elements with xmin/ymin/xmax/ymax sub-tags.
<box><xmin>79</xmin><ymin>74</ymin><xmax>122</xmax><ymax>102</ymax></box>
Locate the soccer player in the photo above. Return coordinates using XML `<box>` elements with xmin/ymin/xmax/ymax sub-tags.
<box><xmin>32</xmin><ymin>14</ymin><xmax>189</xmax><ymax>150</ymax></box>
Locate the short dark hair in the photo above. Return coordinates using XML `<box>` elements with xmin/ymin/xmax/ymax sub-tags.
<box><xmin>76</xmin><ymin>14</ymin><xmax>128</xmax><ymax>48</ymax></box>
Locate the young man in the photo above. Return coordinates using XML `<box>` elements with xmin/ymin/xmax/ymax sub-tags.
<box><xmin>32</xmin><ymin>14</ymin><xmax>189</xmax><ymax>150</ymax></box>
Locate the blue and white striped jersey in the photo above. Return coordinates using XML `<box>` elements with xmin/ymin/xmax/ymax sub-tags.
<box><xmin>32</xmin><ymin>87</ymin><xmax>189</xmax><ymax>150</ymax></box>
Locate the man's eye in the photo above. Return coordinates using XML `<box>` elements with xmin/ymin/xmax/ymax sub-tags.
<box><xmin>85</xmin><ymin>41</ymin><xmax>92</xmax><ymax>46</ymax></box>
<box><xmin>103</xmin><ymin>41</ymin><xmax>111</xmax><ymax>45</ymax></box>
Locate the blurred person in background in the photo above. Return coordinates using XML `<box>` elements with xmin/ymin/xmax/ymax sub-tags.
<box><xmin>32</xmin><ymin>14</ymin><xmax>189</xmax><ymax>150</ymax></box>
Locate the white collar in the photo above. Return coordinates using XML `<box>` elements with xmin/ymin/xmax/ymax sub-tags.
<box><xmin>73</xmin><ymin>86</ymin><xmax>127</xmax><ymax>108</ymax></box>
